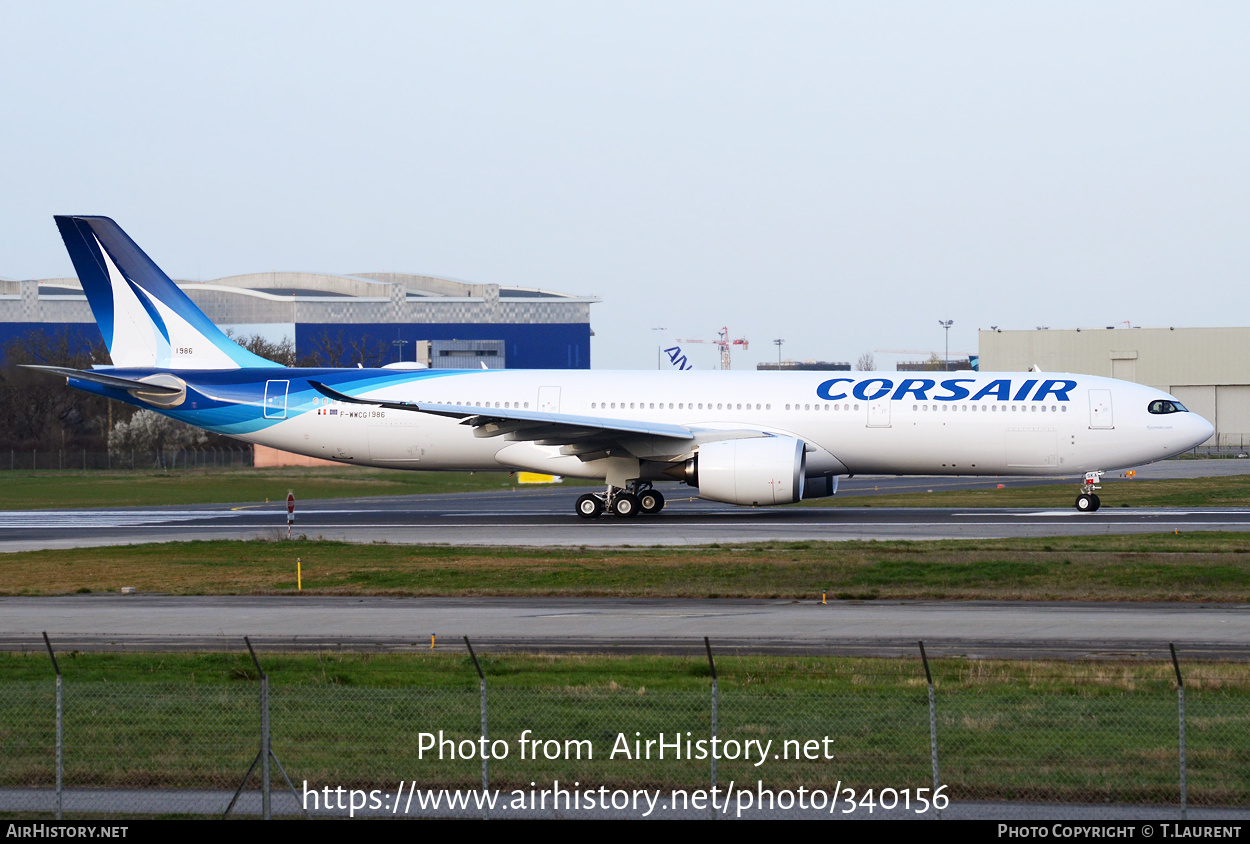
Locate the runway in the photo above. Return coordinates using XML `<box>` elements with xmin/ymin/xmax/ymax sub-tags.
<box><xmin>7</xmin><ymin>492</ymin><xmax>1250</xmax><ymax>551</ymax></box>
<box><xmin>4</xmin><ymin>595</ymin><xmax>1247</xmax><ymax>658</ymax></box>
<box><xmin>3</xmin><ymin>460</ymin><xmax>1247</xmax><ymax>551</ymax></box>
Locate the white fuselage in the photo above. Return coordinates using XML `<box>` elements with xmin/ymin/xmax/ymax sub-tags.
<box><xmin>245</xmin><ymin>370</ymin><xmax>1213</xmax><ymax>481</ymax></box>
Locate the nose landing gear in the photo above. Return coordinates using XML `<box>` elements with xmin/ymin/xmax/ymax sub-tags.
<box><xmin>1075</xmin><ymin>471</ymin><xmax>1103</xmax><ymax>512</ymax></box>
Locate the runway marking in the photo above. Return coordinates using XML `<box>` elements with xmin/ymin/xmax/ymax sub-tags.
<box><xmin>54</xmin><ymin>520</ymin><xmax>1250</xmax><ymax>530</ymax></box>
<box><xmin>954</xmin><ymin>509</ymin><xmax>1250</xmax><ymax>518</ymax></box>
<box><xmin>0</xmin><ymin>510</ymin><xmax>243</xmax><ymax>528</ymax></box>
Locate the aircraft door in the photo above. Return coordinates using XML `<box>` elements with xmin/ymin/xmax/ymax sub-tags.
<box><xmin>264</xmin><ymin>380</ymin><xmax>289</xmax><ymax>419</ymax></box>
<box><xmin>866</xmin><ymin>396</ymin><xmax>891</xmax><ymax>427</ymax></box>
<box><xmin>368</xmin><ymin>422</ymin><xmax>423</xmax><ymax>463</ymax></box>
<box><xmin>1088</xmin><ymin>389</ymin><xmax>1114</xmax><ymax>429</ymax></box>
<box><xmin>538</xmin><ymin>386</ymin><xmax>561</xmax><ymax>413</ymax></box>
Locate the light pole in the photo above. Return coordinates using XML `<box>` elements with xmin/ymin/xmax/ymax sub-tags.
<box><xmin>773</xmin><ymin>338</ymin><xmax>784</xmax><ymax>365</ymax></box>
<box><xmin>392</xmin><ymin>334</ymin><xmax>409</xmax><ymax>363</ymax></box>
<box><xmin>651</xmin><ymin>327</ymin><xmax>667</xmax><ymax>369</ymax></box>
<box><xmin>938</xmin><ymin>320</ymin><xmax>953</xmax><ymax>371</ymax></box>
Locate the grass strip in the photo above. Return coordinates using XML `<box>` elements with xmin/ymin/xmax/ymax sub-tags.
<box><xmin>5</xmin><ymin>534</ymin><xmax>1250</xmax><ymax>601</ymax></box>
<box><xmin>0</xmin><ymin>467</ymin><xmax>590</xmax><ymax>510</ymax></box>
<box><xmin>2</xmin><ymin>653</ymin><xmax>1246</xmax><ymax>804</ymax></box>
<box><xmin>809</xmin><ymin>473</ymin><xmax>1250</xmax><ymax>508</ymax></box>
<box><xmin>2</xmin><ymin>467</ymin><xmax>1250</xmax><ymax>511</ymax></box>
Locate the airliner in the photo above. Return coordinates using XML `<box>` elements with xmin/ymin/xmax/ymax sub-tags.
<box><xmin>32</xmin><ymin>216</ymin><xmax>1214</xmax><ymax>519</ymax></box>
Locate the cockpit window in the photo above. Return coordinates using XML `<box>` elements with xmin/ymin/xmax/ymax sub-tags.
<box><xmin>1148</xmin><ymin>400</ymin><xmax>1187</xmax><ymax>414</ymax></box>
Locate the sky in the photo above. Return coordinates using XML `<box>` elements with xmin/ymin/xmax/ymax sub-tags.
<box><xmin>2</xmin><ymin>1</ymin><xmax>1248</xmax><ymax>370</ymax></box>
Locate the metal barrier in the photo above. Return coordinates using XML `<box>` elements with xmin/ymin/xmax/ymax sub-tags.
<box><xmin>1</xmin><ymin>637</ymin><xmax>1247</xmax><ymax>820</ymax></box>
<box><xmin>0</xmin><ymin>447</ymin><xmax>254</xmax><ymax>471</ymax></box>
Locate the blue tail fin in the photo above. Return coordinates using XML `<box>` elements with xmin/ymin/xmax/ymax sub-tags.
<box><xmin>54</xmin><ymin>216</ymin><xmax>281</xmax><ymax>370</ymax></box>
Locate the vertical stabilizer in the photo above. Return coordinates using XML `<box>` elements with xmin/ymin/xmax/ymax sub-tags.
<box><xmin>54</xmin><ymin>216</ymin><xmax>281</xmax><ymax>369</ymax></box>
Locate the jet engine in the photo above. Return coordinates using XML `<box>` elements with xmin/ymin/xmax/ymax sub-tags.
<box><xmin>669</xmin><ymin>436</ymin><xmax>806</xmax><ymax>506</ymax></box>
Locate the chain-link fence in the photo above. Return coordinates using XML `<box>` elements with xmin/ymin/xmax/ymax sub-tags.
<box><xmin>0</xmin><ymin>447</ymin><xmax>254</xmax><ymax>471</ymax></box>
<box><xmin>2</xmin><ymin>638</ymin><xmax>1247</xmax><ymax>820</ymax></box>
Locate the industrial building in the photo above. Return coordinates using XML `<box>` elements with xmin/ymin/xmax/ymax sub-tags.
<box><xmin>0</xmin><ymin>272</ymin><xmax>597</xmax><ymax>369</ymax></box>
<box><xmin>757</xmin><ymin>360</ymin><xmax>851</xmax><ymax>371</ymax></box>
<box><xmin>979</xmin><ymin>326</ymin><xmax>1250</xmax><ymax>447</ymax></box>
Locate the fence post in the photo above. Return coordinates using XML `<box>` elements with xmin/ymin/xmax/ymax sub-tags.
<box><xmin>919</xmin><ymin>641</ymin><xmax>941</xmax><ymax>819</ymax></box>
<box><xmin>42</xmin><ymin>633</ymin><xmax>62</xmax><ymax>820</ymax></box>
<box><xmin>1170</xmin><ymin>643</ymin><xmax>1187</xmax><ymax>821</ymax></box>
<box><xmin>704</xmin><ymin>637</ymin><xmax>717</xmax><ymax>820</ymax></box>
<box><xmin>465</xmin><ymin>637</ymin><xmax>489</xmax><ymax>819</ymax></box>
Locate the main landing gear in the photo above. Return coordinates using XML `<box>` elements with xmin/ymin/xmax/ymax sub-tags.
<box><xmin>1075</xmin><ymin>471</ymin><xmax>1103</xmax><ymax>512</ymax></box>
<box><xmin>575</xmin><ymin>482</ymin><xmax>666</xmax><ymax>519</ymax></box>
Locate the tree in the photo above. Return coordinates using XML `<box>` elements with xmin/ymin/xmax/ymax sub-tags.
<box><xmin>297</xmin><ymin>329</ymin><xmax>389</xmax><ymax>367</ymax></box>
<box><xmin>855</xmin><ymin>352</ymin><xmax>876</xmax><ymax>371</ymax></box>
<box><xmin>108</xmin><ymin>410</ymin><xmax>207</xmax><ymax>467</ymax></box>
<box><xmin>922</xmin><ymin>352</ymin><xmax>945</xmax><ymax>372</ymax></box>
<box><xmin>0</xmin><ymin>327</ymin><xmax>119</xmax><ymax>450</ymax></box>
<box><xmin>225</xmin><ymin>330</ymin><xmax>296</xmax><ymax>366</ymax></box>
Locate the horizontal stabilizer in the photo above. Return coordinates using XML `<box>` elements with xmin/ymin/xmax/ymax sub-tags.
<box><xmin>21</xmin><ymin>365</ymin><xmax>182</xmax><ymax>395</ymax></box>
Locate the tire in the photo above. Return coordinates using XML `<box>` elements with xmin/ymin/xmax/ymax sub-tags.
<box><xmin>611</xmin><ymin>492</ymin><xmax>639</xmax><ymax>518</ymax></box>
<box><xmin>638</xmin><ymin>489</ymin><xmax>665</xmax><ymax>515</ymax></box>
<box><xmin>575</xmin><ymin>493</ymin><xmax>603</xmax><ymax>519</ymax></box>
<box><xmin>1090</xmin><ymin>494</ymin><xmax>1101</xmax><ymax>512</ymax></box>
<box><xmin>1076</xmin><ymin>493</ymin><xmax>1094</xmax><ymax>512</ymax></box>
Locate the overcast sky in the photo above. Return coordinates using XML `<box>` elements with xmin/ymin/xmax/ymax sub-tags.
<box><xmin>2</xmin><ymin>2</ymin><xmax>1247</xmax><ymax>369</ymax></box>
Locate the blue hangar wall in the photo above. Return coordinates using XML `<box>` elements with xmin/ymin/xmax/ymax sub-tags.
<box><xmin>0</xmin><ymin>321</ymin><xmax>591</xmax><ymax>369</ymax></box>
<box><xmin>295</xmin><ymin>322</ymin><xmax>590</xmax><ymax>369</ymax></box>
<box><xmin>0</xmin><ymin>323</ymin><xmax>103</xmax><ymax>363</ymax></box>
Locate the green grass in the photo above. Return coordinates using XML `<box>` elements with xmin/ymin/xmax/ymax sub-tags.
<box><xmin>0</xmin><ymin>466</ymin><xmax>590</xmax><ymax>510</ymax></box>
<box><xmin>808</xmin><ymin>474</ymin><xmax>1250</xmax><ymax>509</ymax></box>
<box><xmin>6</xmin><ymin>534</ymin><xmax>1250</xmax><ymax>601</ymax></box>
<box><xmin>2</xmin><ymin>653</ymin><xmax>1246</xmax><ymax>805</ymax></box>
<box><xmin>2</xmin><ymin>466</ymin><xmax>1249</xmax><ymax>511</ymax></box>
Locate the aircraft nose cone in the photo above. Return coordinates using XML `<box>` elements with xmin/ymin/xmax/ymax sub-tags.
<box><xmin>1193</xmin><ymin>414</ymin><xmax>1215</xmax><ymax>447</ymax></box>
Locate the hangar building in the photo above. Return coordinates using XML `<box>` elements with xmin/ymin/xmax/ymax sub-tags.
<box><xmin>979</xmin><ymin>326</ymin><xmax>1250</xmax><ymax>448</ymax></box>
<box><xmin>0</xmin><ymin>271</ymin><xmax>598</xmax><ymax>369</ymax></box>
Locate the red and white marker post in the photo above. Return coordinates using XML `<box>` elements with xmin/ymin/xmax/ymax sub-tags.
<box><xmin>287</xmin><ymin>492</ymin><xmax>295</xmax><ymax>539</ymax></box>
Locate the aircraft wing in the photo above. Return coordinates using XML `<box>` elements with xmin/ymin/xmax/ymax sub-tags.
<box><xmin>309</xmin><ymin>380</ymin><xmax>764</xmax><ymax>460</ymax></box>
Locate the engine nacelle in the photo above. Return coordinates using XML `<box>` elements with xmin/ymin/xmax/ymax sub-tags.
<box><xmin>681</xmin><ymin>436</ymin><xmax>806</xmax><ymax>506</ymax></box>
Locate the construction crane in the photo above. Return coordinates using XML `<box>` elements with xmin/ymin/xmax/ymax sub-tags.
<box><xmin>678</xmin><ymin>327</ymin><xmax>749</xmax><ymax>370</ymax></box>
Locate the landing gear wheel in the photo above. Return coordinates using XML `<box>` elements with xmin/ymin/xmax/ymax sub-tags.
<box><xmin>638</xmin><ymin>489</ymin><xmax>665</xmax><ymax>515</ymax></box>
<box><xmin>576</xmin><ymin>493</ymin><xmax>604</xmax><ymax>519</ymax></box>
<box><xmin>1090</xmin><ymin>494</ymin><xmax>1101</xmax><ymax>511</ymax></box>
<box><xmin>1076</xmin><ymin>493</ymin><xmax>1095</xmax><ymax>513</ymax></box>
<box><xmin>611</xmin><ymin>492</ymin><xmax>639</xmax><ymax>518</ymax></box>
